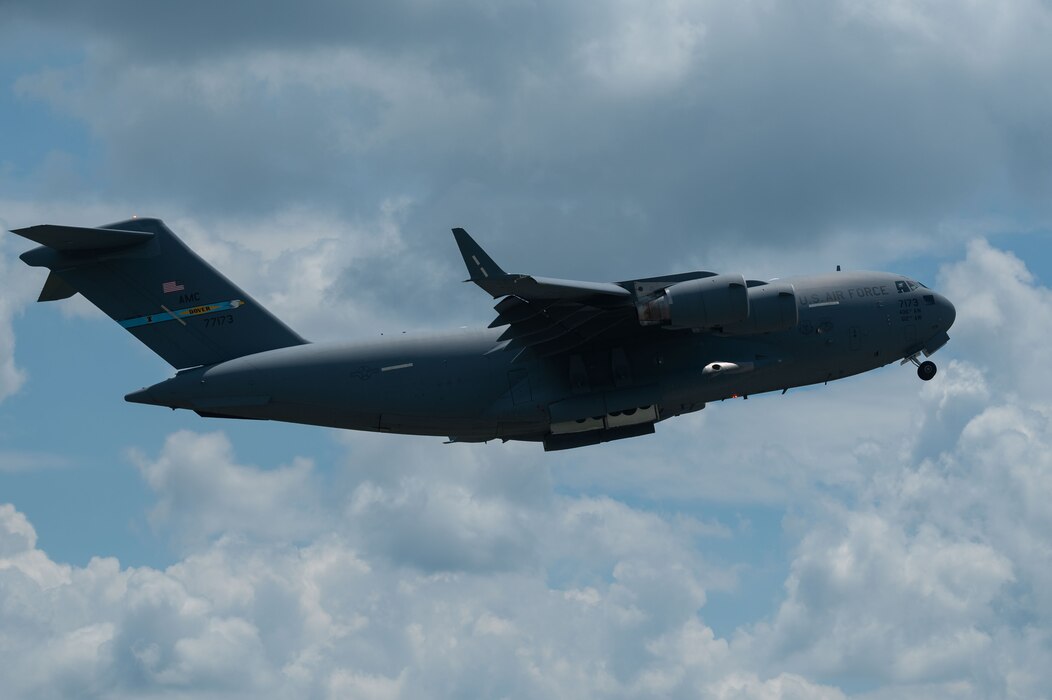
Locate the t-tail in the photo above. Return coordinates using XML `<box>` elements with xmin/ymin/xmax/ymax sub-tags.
<box><xmin>12</xmin><ymin>218</ymin><xmax>307</xmax><ymax>369</ymax></box>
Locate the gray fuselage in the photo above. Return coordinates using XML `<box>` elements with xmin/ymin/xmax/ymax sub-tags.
<box><xmin>127</xmin><ymin>270</ymin><xmax>956</xmax><ymax>445</ymax></box>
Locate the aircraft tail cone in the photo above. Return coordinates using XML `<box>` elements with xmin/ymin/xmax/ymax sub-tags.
<box><xmin>124</xmin><ymin>386</ymin><xmax>161</xmax><ymax>406</ymax></box>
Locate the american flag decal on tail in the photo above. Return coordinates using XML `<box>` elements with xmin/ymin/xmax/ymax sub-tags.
<box><xmin>162</xmin><ymin>280</ymin><xmax>185</xmax><ymax>294</ymax></box>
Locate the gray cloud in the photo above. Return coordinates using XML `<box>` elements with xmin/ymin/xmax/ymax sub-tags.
<box><xmin>6</xmin><ymin>0</ymin><xmax>1052</xmax><ymax>281</ymax></box>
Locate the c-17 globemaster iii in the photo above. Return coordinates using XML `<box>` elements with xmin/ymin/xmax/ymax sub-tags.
<box><xmin>12</xmin><ymin>218</ymin><xmax>955</xmax><ymax>451</ymax></box>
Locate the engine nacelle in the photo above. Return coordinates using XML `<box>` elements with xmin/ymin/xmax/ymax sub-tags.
<box><xmin>637</xmin><ymin>274</ymin><xmax>748</xmax><ymax>329</ymax></box>
<box><xmin>719</xmin><ymin>282</ymin><xmax>798</xmax><ymax>335</ymax></box>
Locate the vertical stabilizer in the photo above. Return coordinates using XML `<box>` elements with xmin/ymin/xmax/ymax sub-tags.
<box><xmin>13</xmin><ymin>218</ymin><xmax>307</xmax><ymax>369</ymax></box>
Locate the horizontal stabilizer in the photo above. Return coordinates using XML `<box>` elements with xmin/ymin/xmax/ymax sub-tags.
<box><xmin>11</xmin><ymin>224</ymin><xmax>154</xmax><ymax>251</ymax></box>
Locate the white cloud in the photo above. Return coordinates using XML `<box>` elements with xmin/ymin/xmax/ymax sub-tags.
<box><xmin>0</xmin><ymin>421</ymin><xmax>747</xmax><ymax>698</ymax></box>
<box><xmin>129</xmin><ymin>431</ymin><xmax>323</xmax><ymax>549</ymax></box>
<box><xmin>0</xmin><ymin>503</ymin><xmax>38</xmax><ymax>557</ymax></box>
<box><xmin>161</xmin><ymin>200</ymin><xmax>464</xmax><ymax>342</ymax></box>
<box><xmin>751</xmin><ymin>508</ymin><xmax>1011</xmax><ymax>681</ymax></box>
<box><xmin>0</xmin><ymin>493</ymin><xmax>737</xmax><ymax>699</ymax></box>
<box><xmin>551</xmin><ymin>365</ymin><xmax>925</xmax><ymax>507</ymax></box>
<box><xmin>731</xmin><ymin>384</ymin><xmax>1052</xmax><ymax>696</ymax></box>
<box><xmin>6</xmin><ymin>238</ymin><xmax>1052</xmax><ymax>698</ymax></box>
<box><xmin>723</xmin><ymin>244</ymin><xmax>1052</xmax><ymax>697</ymax></box>
<box><xmin>707</xmin><ymin>672</ymin><xmax>847</xmax><ymax>700</ymax></box>
<box><xmin>0</xmin><ymin>227</ymin><xmax>41</xmax><ymax>404</ymax></box>
<box><xmin>939</xmin><ymin>239</ymin><xmax>1052</xmax><ymax>398</ymax></box>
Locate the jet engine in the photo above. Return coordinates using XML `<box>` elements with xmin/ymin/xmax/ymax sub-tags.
<box><xmin>637</xmin><ymin>274</ymin><xmax>749</xmax><ymax>329</ymax></box>
<box><xmin>718</xmin><ymin>282</ymin><xmax>798</xmax><ymax>335</ymax></box>
<box><xmin>637</xmin><ymin>276</ymin><xmax>798</xmax><ymax>335</ymax></box>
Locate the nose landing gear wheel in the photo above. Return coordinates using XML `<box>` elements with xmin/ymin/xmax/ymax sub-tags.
<box><xmin>917</xmin><ymin>360</ymin><xmax>937</xmax><ymax>381</ymax></box>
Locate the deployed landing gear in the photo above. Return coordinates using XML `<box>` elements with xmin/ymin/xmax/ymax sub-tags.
<box><xmin>917</xmin><ymin>360</ymin><xmax>937</xmax><ymax>381</ymax></box>
<box><xmin>902</xmin><ymin>353</ymin><xmax>938</xmax><ymax>381</ymax></box>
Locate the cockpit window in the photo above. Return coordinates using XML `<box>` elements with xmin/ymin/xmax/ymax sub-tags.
<box><xmin>895</xmin><ymin>279</ymin><xmax>925</xmax><ymax>293</ymax></box>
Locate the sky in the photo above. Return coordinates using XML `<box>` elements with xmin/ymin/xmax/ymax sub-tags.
<box><xmin>2</xmin><ymin>1</ymin><xmax>1052</xmax><ymax>698</ymax></box>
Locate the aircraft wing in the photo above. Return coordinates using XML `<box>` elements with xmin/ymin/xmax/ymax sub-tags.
<box><xmin>452</xmin><ymin>228</ymin><xmax>632</xmax><ymax>301</ymax></box>
<box><xmin>453</xmin><ymin>228</ymin><xmax>711</xmax><ymax>360</ymax></box>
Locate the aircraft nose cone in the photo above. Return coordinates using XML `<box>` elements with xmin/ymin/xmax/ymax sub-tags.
<box><xmin>940</xmin><ymin>293</ymin><xmax>956</xmax><ymax>332</ymax></box>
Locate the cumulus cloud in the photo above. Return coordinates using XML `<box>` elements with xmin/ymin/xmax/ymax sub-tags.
<box><xmin>162</xmin><ymin>201</ymin><xmax>476</xmax><ymax>341</ymax></box>
<box><xmin>736</xmin><ymin>389</ymin><xmax>1052</xmax><ymax>697</ymax></box>
<box><xmin>0</xmin><ymin>480</ymin><xmax>756</xmax><ymax>698</ymax></box>
<box><xmin>939</xmin><ymin>239</ymin><xmax>1052</xmax><ymax>398</ymax></box>
<box><xmin>129</xmin><ymin>431</ymin><xmax>324</xmax><ymax>549</ymax></box>
<box><xmin>0</xmin><ymin>226</ymin><xmax>44</xmax><ymax>404</ymax></box>
<box><xmin>4</xmin><ymin>238</ymin><xmax>1052</xmax><ymax>699</ymax></box>
<box><xmin>722</xmin><ymin>244</ymin><xmax>1052</xmax><ymax>697</ymax></box>
<box><xmin>544</xmin><ymin>343</ymin><xmax>944</xmax><ymax>509</ymax></box>
<box><xmin>0</xmin><ymin>503</ymin><xmax>37</xmax><ymax>556</ymax></box>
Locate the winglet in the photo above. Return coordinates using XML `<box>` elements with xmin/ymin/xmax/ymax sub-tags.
<box><xmin>452</xmin><ymin>228</ymin><xmax>507</xmax><ymax>281</ymax></box>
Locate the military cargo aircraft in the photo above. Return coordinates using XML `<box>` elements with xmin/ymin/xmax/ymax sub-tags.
<box><xmin>12</xmin><ymin>218</ymin><xmax>955</xmax><ymax>450</ymax></box>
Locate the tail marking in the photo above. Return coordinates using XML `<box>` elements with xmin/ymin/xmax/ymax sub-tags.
<box><xmin>118</xmin><ymin>299</ymin><xmax>245</xmax><ymax>329</ymax></box>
